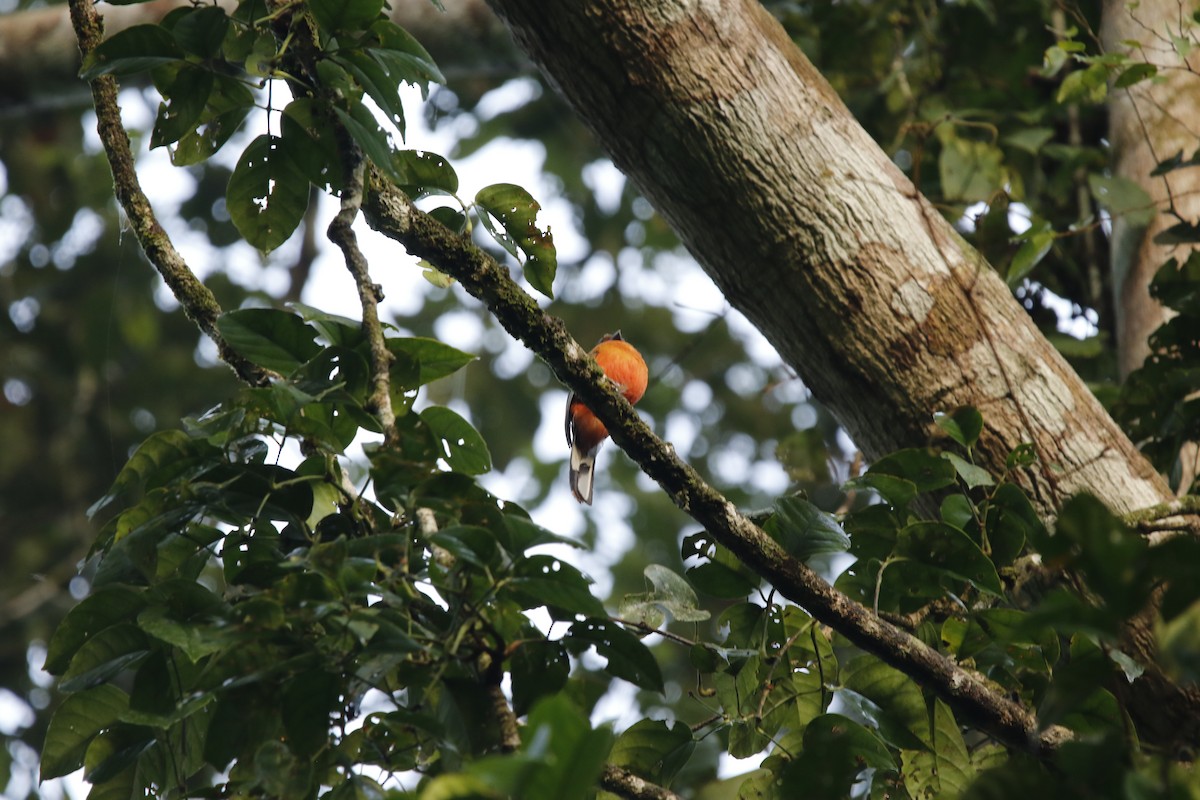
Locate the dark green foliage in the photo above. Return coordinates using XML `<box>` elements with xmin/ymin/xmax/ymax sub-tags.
<box><xmin>12</xmin><ymin>0</ymin><xmax>1200</xmax><ymax>798</ymax></box>
<box><xmin>43</xmin><ymin>307</ymin><xmax>662</xmax><ymax>797</ymax></box>
<box><xmin>1117</xmin><ymin>251</ymin><xmax>1200</xmax><ymax>483</ymax></box>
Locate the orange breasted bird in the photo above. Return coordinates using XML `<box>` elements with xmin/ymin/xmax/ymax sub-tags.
<box><xmin>565</xmin><ymin>331</ymin><xmax>649</xmax><ymax>505</ymax></box>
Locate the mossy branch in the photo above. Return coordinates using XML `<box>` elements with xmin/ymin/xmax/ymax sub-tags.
<box><xmin>359</xmin><ymin>171</ymin><xmax>1069</xmax><ymax>758</ymax></box>
<box><xmin>68</xmin><ymin>0</ymin><xmax>271</xmax><ymax>388</ymax></box>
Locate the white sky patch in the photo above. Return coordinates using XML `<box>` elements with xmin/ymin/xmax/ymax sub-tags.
<box><xmin>583</xmin><ymin>159</ymin><xmax>627</xmax><ymax>214</ymax></box>
<box><xmin>0</xmin><ymin>194</ymin><xmax>33</xmax><ymax>266</ymax></box>
<box><xmin>473</xmin><ymin>77</ymin><xmax>543</xmax><ymax>122</ymax></box>
<box><xmin>433</xmin><ymin>309</ymin><xmax>486</xmax><ymax>351</ymax></box>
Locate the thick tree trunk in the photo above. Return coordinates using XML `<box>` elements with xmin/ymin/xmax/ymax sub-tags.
<box><xmin>1103</xmin><ymin>0</ymin><xmax>1200</xmax><ymax>381</ymax></box>
<box><xmin>485</xmin><ymin>0</ymin><xmax>1168</xmax><ymax>519</ymax></box>
<box><xmin>482</xmin><ymin>0</ymin><xmax>1200</xmax><ymax>748</ymax></box>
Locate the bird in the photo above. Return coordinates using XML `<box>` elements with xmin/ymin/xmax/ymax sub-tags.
<box><xmin>565</xmin><ymin>331</ymin><xmax>649</xmax><ymax>505</ymax></box>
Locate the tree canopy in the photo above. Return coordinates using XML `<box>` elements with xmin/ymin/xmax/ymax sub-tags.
<box><xmin>3</xmin><ymin>0</ymin><xmax>1200</xmax><ymax>798</ymax></box>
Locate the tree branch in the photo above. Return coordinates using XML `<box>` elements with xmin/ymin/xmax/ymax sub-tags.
<box><xmin>326</xmin><ymin>145</ymin><xmax>397</xmax><ymax>443</ymax></box>
<box><xmin>67</xmin><ymin>0</ymin><xmax>270</xmax><ymax>388</ymax></box>
<box><xmin>600</xmin><ymin>765</ymin><xmax>685</xmax><ymax>800</ymax></box>
<box><xmin>360</xmin><ymin>174</ymin><xmax>1069</xmax><ymax>758</ymax></box>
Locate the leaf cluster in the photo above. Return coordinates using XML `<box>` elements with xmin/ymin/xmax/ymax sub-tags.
<box><xmin>42</xmin><ymin>304</ymin><xmax>667</xmax><ymax>798</ymax></box>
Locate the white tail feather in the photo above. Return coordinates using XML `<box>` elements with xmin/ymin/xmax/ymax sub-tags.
<box><xmin>569</xmin><ymin>443</ymin><xmax>598</xmax><ymax>505</ymax></box>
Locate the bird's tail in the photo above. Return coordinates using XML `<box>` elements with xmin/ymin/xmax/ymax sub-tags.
<box><xmin>569</xmin><ymin>443</ymin><xmax>597</xmax><ymax>505</ymax></box>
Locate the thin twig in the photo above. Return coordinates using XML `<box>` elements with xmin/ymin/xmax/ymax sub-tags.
<box><xmin>327</xmin><ymin>146</ymin><xmax>397</xmax><ymax>443</ymax></box>
<box><xmin>67</xmin><ymin>0</ymin><xmax>271</xmax><ymax>388</ymax></box>
<box><xmin>611</xmin><ymin>617</ymin><xmax>697</xmax><ymax>647</ymax></box>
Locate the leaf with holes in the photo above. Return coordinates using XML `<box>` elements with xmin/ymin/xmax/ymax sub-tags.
<box><xmin>227</xmin><ymin>134</ymin><xmax>311</xmax><ymax>253</ymax></box>
<box><xmin>509</xmin><ymin>555</ymin><xmax>606</xmax><ymax>618</ymax></box>
<box><xmin>566</xmin><ymin>618</ymin><xmax>664</xmax><ymax>692</ymax></box>
<box><xmin>420</xmin><ymin>406</ymin><xmax>491</xmax><ymax>475</ymax></box>
<box><xmin>475</xmin><ymin>183</ymin><xmax>557</xmax><ymax>298</ymax></box>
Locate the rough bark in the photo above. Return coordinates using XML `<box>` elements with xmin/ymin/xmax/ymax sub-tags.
<box><xmin>480</xmin><ymin>0</ymin><xmax>1200</xmax><ymax>749</ymax></box>
<box><xmin>1100</xmin><ymin>0</ymin><xmax>1200</xmax><ymax>748</ymax></box>
<box><xmin>1102</xmin><ymin>0</ymin><xmax>1200</xmax><ymax>500</ymax></box>
<box><xmin>1103</xmin><ymin>0</ymin><xmax>1200</xmax><ymax>380</ymax></box>
<box><xmin>484</xmin><ymin>0</ymin><xmax>1169</xmax><ymax>519</ymax></box>
<box><xmin>0</xmin><ymin>0</ymin><xmax>512</xmax><ymax>109</ymax></box>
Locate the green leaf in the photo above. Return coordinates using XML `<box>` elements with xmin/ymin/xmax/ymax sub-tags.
<box><xmin>779</xmin><ymin>715</ymin><xmax>896</xmax><ymax>799</ymax></box>
<box><xmin>335</xmin><ymin>104</ymin><xmax>405</xmax><ymax>186</ymax></box>
<box><xmin>1114</xmin><ymin>62</ymin><xmax>1157</xmax><ymax>88</ymax></box>
<box><xmin>1151</xmin><ymin>148</ymin><xmax>1200</xmax><ymax>176</ymax></box>
<box><xmin>869</xmin><ymin>448</ymin><xmax>958</xmax><ymax>493</ymax></box>
<box><xmin>170</xmin><ymin>75</ymin><xmax>254</xmax><ymax>166</ymax></box>
<box><xmin>1152</xmin><ymin>220</ymin><xmax>1200</xmax><ymax>245</ymax></box>
<box><xmin>334</xmin><ymin>50</ymin><xmax>408</xmax><ymax>139</ymax></box>
<box><xmin>501</xmin><ymin>513</ymin><xmax>584</xmax><ymax>554</ymax></box>
<box><xmin>1088</xmin><ymin>173</ymin><xmax>1155</xmax><ymax>227</ymax></box>
<box><xmin>151</xmin><ymin>63</ymin><xmax>214</xmax><ymax>149</ymax></box>
<box><xmin>216</xmin><ymin>308</ymin><xmax>321</xmax><ymax>375</ymax></box>
<box><xmin>1159</xmin><ymin>599</ymin><xmax>1200</xmax><ymax>685</ymax></box>
<box><xmin>430</xmin><ymin>525</ymin><xmax>500</xmax><ymax>568</ymax></box>
<box><xmin>685</xmin><ymin>560</ymin><xmax>757</xmax><ymax>599</ymax></box>
<box><xmin>1057</xmin><ymin>63</ymin><xmax>1109</xmax><ymax>105</ymax></box>
<box><xmin>474</xmin><ymin>183</ymin><xmax>557</xmax><ymax>298</ymax></box>
<box><xmin>83</xmin><ymin>726</ymin><xmax>154</xmax><ymax>788</ymax></box>
<box><xmin>283</xmin><ymin>670</ymin><xmax>340</xmax><ymax>757</ymax></box>
<box><xmin>227</xmin><ymin>134</ymin><xmax>311</xmax><ymax>252</ymax></box>
<box><xmin>1052</xmin><ymin>494</ymin><xmax>1150</xmax><ymax>618</ymax></box>
<box><xmin>896</xmin><ymin>521</ymin><xmax>1003</xmax><ymax>595</ymax></box>
<box><xmin>902</xmin><ymin>700</ymin><xmax>974</xmax><ymax>800</ymax></box>
<box><xmin>1002</xmin><ymin>127</ymin><xmax>1054</xmax><ymax>155</ymax></box>
<box><xmin>367</xmin><ymin>20</ymin><xmax>446</xmax><ymax>96</ymax></box>
<box><xmin>136</xmin><ymin>605</ymin><xmax>232</xmax><ymax>662</ymax></box>
<box><xmin>288</xmin><ymin>302</ymin><xmax>363</xmax><ymax>346</ymax></box>
<box><xmin>509</xmin><ymin>555</ymin><xmax>607</xmax><ymax>618</ymax></box>
<box><xmin>80</xmin><ymin>25</ymin><xmax>183</xmax><ymax>80</ymax></box>
<box><xmin>170</xmin><ymin>5</ymin><xmax>229</xmax><ymax>58</ymax></box>
<box><xmin>1007</xmin><ymin>220</ymin><xmax>1055</xmax><ymax>286</ymax></box>
<box><xmin>392</xmin><ymin>149</ymin><xmax>460</xmax><ymax>198</ymax></box>
<box><xmin>45</xmin><ymin>585</ymin><xmax>148</xmax><ymax>674</ymax></box>
<box><xmin>765</xmin><ymin>495</ymin><xmax>850</xmax><ymax>561</ymax></box>
<box><xmin>253</xmin><ymin>739</ymin><xmax>311</xmax><ymax>797</ymax></box>
<box><xmin>279</xmin><ymin>99</ymin><xmax>339</xmax><ymax>190</ymax></box>
<box><xmin>943</xmin><ymin>452</ymin><xmax>995</xmax><ymax>488</ymax></box>
<box><xmin>934</xmin><ymin>406</ymin><xmax>984</xmax><ymax>449</ymax></box>
<box><xmin>938</xmin><ymin>131</ymin><xmax>1006</xmax><ymax>203</ymax></box>
<box><xmin>88</xmin><ymin>430</ymin><xmax>216</xmax><ymax>519</ymax></box>
<box><xmin>566</xmin><ymin>618</ymin><xmax>664</xmax><ymax>692</ymax></box>
<box><xmin>635</xmin><ymin>563</ymin><xmax>711</xmax><ymax>623</ymax></box>
<box><xmin>607</xmin><ymin>719</ymin><xmax>695</xmax><ymax>787</ymax></box>
<box><xmin>841</xmin><ymin>653</ymin><xmax>931</xmax><ymax>750</ymax></box>
<box><xmin>388</xmin><ymin>337</ymin><xmax>476</xmax><ymax>386</ymax></box>
<box><xmin>60</xmin><ymin>624</ymin><xmax>150</xmax><ymax>693</ymax></box>
<box><xmin>308</xmin><ymin>0</ymin><xmax>384</xmax><ymax>33</ymax></box>
<box><xmin>519</xmin><ymin>695</ymin><xmax>613</xmax><ymax>799</ymax></box>
<box><xmin>510</xmin><ymin>641</ymin><xmax>570</xmax><ymax>716</ymax></box>
<box><xmin>682</xmin><ymin>532</ymin><xmax>759</xmax><ymax>598</ymax></box>
<box><xmin>1039</xmin><ymin>636</ymin><xmax>1122</xmax><ymax>734</ymax></box>
<box><xmin>41</xmin><ymin>685</ymin><xmax>129</xmax><ymax>780</ymax></box>
<box><xmin>420</xmin><ymin>406</ymin><xmax>492</xmax><ymax>475</ymax></box>
<box><xmin>845</xmin><ymin>472</ymin><xmax>918</xmax><ymax>509</ymax></box>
